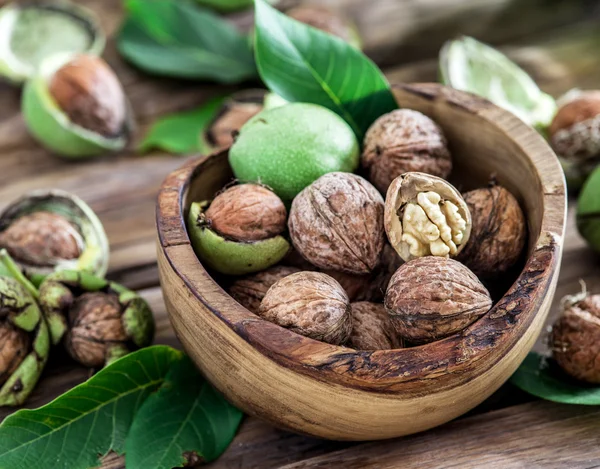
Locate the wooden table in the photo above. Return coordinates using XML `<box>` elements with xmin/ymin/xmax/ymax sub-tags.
<box><xmin>1</xmin><ymin>1</ymin><xmax>600</xmax><ymax>467</ymax></box>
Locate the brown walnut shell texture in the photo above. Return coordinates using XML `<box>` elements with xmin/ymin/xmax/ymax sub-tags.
<box><xmin>362</xmin><ymin>109</ymin><xmax>452</xmax><ymax>194</ymax></box>
<box><xmin>286</xmin><ymin>5</ymin><xmax>353</xmax><ymax>43</ymax></box>
<box><xmin>457</xmin><ymin>185</ymin><xmax>526</xmax><ymax>277</ymax></box>
<box><xmin>549</xmin><ymin>91</ymin><xmax>600</xmax><ymax>161</ymax></box>
<box><xmin>288</xmin><ymin>172</ymin><xmax>385</xmax><ymax>274</ymax></box>
<box><xmin>49</xmin><ymin>54</ymin><xmax>127</xmax><ymax>138</ymax></box>
<box><xmin>207</xmin><ymin>100</ymin><xmax>263</xmax><ymax>149</ymax></box>
<box><xmin>348</xmin><ymin>302</ymin><xmax>404</xmax><ymax>351</ymax></box>
<box><xmin>258</xmin><ymin>271</ymin><xmax>352</xmax><ymax>345</ymax></box>
<box><xmin>385</xmin><ymin>257</ymin><xmax>492</xmax><ymax>343</ymax></box>
<box><xmin>66</xmin><ymin>292</ymin><xmax>127</xmax><ymax>368</ymax></box>
<box><xmin>0</xmin><ymin>211</ymin><xmax>82</xmax><ymax>266</ymax></box>
<box><xmin>551</xmin><ymin>295</ymin><xmax>600</xmax><ymax>384</ymax></box>
<box><xmin>0</xmin><ymin>322</ymin><xmax>30</xmax><ymax>385</ymax></box>
<box><xmin>229</xmin><ymin>265</ymin><xmax>301</xmax><ymax>314</ymax></box>
<box><xmin>205</xmin><ymin>184</ymin><xmax>287</xmax><ymax>242</ymax></box>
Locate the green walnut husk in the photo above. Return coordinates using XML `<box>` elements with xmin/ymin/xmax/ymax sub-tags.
<box><xmin>0</xmin><ymin>190</ymin><xmax>109</xmax><ymax>287</ymax></box>
<box><xmin>187</xmin><ymin>201</ymin><xmax>290</xmax><ymax>276</ymax></box>
<box><xmin>22</xmin><ymin>53</ymin><xmax>134</xmax><ymax>159</ymax></box>
<box><xmin>577</xmin><ymin>166</ymin><xmax>600</xmax><ymax>252</ymax></box>
<box><xmin>38</xmin><ymin>271</ymin><xmax>155</xmax><ymax>367</ymax></box>
<box><xmin>0</xmin><ymin>1</ymin><xmax>104</xmax><ymax>84</ymax></box>
<box><xmin>0</xmin><ymin>250</ymin><xmax>50</xmax><ymax>407</ymax></box>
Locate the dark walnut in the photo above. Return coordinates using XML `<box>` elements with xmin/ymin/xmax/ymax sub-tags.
<box><xmin>204</xmin><ymin>184</ymin><xmax>287</xmax><ymax>242</ymax></box>
<box><xmin>457</xmin><ymin>184</ymin><xmax>526</xmax><ymax>277</ymax></box>
<box><xmin>49</xmin><ymin>54</ymin><xmax>127</xmax><ymax>137</ymax></box>
<box><xmin>65</xmin><ymin>292</ymin><xmax>128</xmax><ymax>368</ymax></box>
<box><xmin>0</xmin><ymin>211</ymin><xmax>83</xmax><ymax>267</ymax></box>
<box><xmin>288</xmin><ymin>172</ymin><xmax>385</xmax><ymax>274</ymax></box>
<box><xmin>0</xmin><ymin>322</ymin><xmax>30</xmax><ymax>386</ymax></box>
<box><xmin>362</xmin><ymin>109</ymin><xmax>452</xmax><ymax>194</ymax></box>
<box><xmin>551</xmin><ymin>294</ymin><xmax>600</xmax><ymax>384</ymax></box>
<box><xmin>286</xmin><ymin>5</ymin><xmax>354</xmax><ymax>43</ymax></box>
<box><xmin>348</xmin><ymin>302</ymin><xmax>403</xmax><ymax>351</ymax></box>
<box><xmin>385</xmin><ymin>257</ymin><xmax>492</xmax><ymax>343</ymax></box>
<box><xmin>549</xmin><ymin>91</ymin><xmax>600</xmax><ymax>162</ymax></box>
<box><xmin>229</xmin><ymin>265</ymin><xmax>301</xmax><ymax>314</ymax></box>
<box><xmin>258</xmin><ymin>271</ymin><xmax>352</xmax><ymax>345</ymax></box>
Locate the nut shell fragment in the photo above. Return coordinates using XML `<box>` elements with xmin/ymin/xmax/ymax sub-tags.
<box><xmin>258</xmin><ymin>271</ymin><xmax>352</xmax><ymax>344</ymax></box>
<box><xmin>385</xmin><ymin>257</ymin><xmax>492</xmax><ymax>343</ymax></box>
<box><xmin>289</xmin><ymin>172</ymin><xmax>385</xmax><ymax>274</ymax></box>
<box><xmin>348</xmin><ymin>302</ymin><xmax>403</xmax><ymax>350</ymax></box>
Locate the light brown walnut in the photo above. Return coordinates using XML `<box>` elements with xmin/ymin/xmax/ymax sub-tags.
<box><xmin>348</xmin><ymin>302</ymin><xmax>403</xmax><ymax>351</ymax></box>
<box><xmin>385</xmin><ymin>257</ymin><xmax>492</xmax><ymax>343</ymax></box>
<box><xmin>258</xmin><ymin>271</ymin><xmax>352</xmax><ymax>345</ymax></box>
<box><xmin>288</xmin><ymin>172</ymin><xmax>385</xmax><ymax>274</ymax></box>
<box><xmin>0</xmin><ymin>322</ymin><xmax>30</xmax><ymax>385</ymax></box>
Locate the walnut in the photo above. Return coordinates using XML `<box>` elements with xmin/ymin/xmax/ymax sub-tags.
<box><xmin>362</xmin><ymin>109</ymin><xmax>452</xmax><ymax>193</ymax></box>
<box><xmin>204</xmin><ymin>184</ymin><xmax>287</xmax><ymax>242</ymax></box>
<box><xmin>384</xmin><ymin>172</ymin><xmax>471</xmax><ymax>262</ymax></box>
<box><xmin>348</xmin><ymin>302</ymin><xmax>403</xmax><ymax>350</ymax></box>
<box><xmin>0</xmin><ymin>211</ymin><xmax>84</xmax><ymax>267</ymax></box>
<box><xmin>549</xmin><ymin>90</ymin><xmax>600</xmax><ymax>162</ymax></box>
<box><xmin>288</xmin><ymin>172</ymin><xmax>385</xmax><ymax>274</ymax></box>
<box><xmin>457</xmin><ymin>184</ymin><xmax>526</xmax><ymax>277</ymax></box>
<box><xmin>258</xmin><ymin>271</ymin><xmax>352</xmax><ymax>344</ymax></box>
<box><xmin>229</xmin><ymin>266</ymin><xmax>301</xmax><ymax>314</ymax></box>
<box><xmin>49</xmin><ymin>55</ymin><xmax>127</xmax><ymax>137</ymax></box>
<box><xmin>385</xmin><ymin>257</ymin><xmax>492</xmax><ymax>343</ymax></box>
<box><xmin>0</xmin><ymin>322</ymin><xmax>30</xmax><ymax>386</ymax></box>
<box><xmin>551</xmin><ymin>292</ymin><xmax>600</xmax><ymax>384</ymax></box>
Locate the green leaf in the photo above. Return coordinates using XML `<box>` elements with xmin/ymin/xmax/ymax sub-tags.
<box><xmin>118</xmin><ymin>0</ymin><xmax>257</xmax><ymax>83</ymax></box>
<box><xmin>510</xmin><ymin>352</ymin><xmax>600</xmax><ymax>405</ymax></box>
<box><xmin>139</xmin><ymin>96</ymin><xmax>226</xmax><ymax>154</ymax></box>
<box><xmin>125</xmin><ymin>356</ymin><xmax>243</xmax><ymax>468</ymax></box>
<box><xmin>0</xmin><ymin>346</ymin><xmax>183</xmax><ymax>469</ymax></box>
<box><xmin>253</xmin><ymin>0</ymin><xmax>397</xmax><ymax>138</ymax></box>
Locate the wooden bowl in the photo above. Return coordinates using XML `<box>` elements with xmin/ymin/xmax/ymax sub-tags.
<box><xmin>156</xmin><ymin>83</ymin><xmax>566</xmax><ymax>441</ymax></box>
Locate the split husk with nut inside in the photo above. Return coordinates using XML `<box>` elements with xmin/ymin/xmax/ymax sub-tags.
<box><xmin>38</xmin><ymin>270</ymin><xmax>154</xmax><ymax>366</ymax></box>
<box><xmin>0</xmin><ymin>1</ymin><xmax>104</xmax><ymax>84</ymax></box>
<box><xmin>0</xmin><ymin>250</ymin><xmax>50</xmax><ymax>407</ymax></box>
<box><xmin>384</xmin><ymin>172</ymin><xmax>471</xmax><ymax>262</ymax></box>
<box><xmin>0</xmin><ymin>189</ymin><xmax>109</xmax><ymax>287</ymax></box>
<box><xmin>385</xmin><ymin>256</ymin><xmax>492</xmax><ymax>343</ymax></box>
<box><xmin>22</xmin><ymin>53</ymin><xmax>133</xmax><ymax>158</ymax></box>
<box><xmin>188</xmin><ymin>183</ymin><xmax>290</xmax><ymax>276</ymax></box>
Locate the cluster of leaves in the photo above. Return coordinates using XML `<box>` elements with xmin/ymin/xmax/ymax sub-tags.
<box><xmin>0</xmin><ymin>346</ymin><xmax>243</xmax><ymax>469</ymax></box>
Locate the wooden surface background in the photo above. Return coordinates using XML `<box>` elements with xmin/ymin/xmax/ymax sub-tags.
<box><xmin>0</xmin><ymin>0</ymin><xmax>599</xmax><ymax>467</ymax></box>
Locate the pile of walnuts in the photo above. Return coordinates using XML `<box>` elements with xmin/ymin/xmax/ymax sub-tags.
<box><xmin>193</xmin><ymin>108</ymin><xmax>528</xmax><ymax>351</ymax></box>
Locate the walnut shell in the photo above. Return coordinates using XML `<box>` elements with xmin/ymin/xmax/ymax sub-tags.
<box><xmin>0</xmin><ymin>322</ymin><xmax>30</xmax><ymax>386</ymax></box>
<box><xmin>549</xmin><ymin>91</ymin><xmax>600</xmax><ymax>162</ymax></box>
<box><xmin>457</xmin><ymin>185</ymin><xmax>526</xmax><ymax>276</ymax></box>
<box><xmin>0</xmin><ymin>211</ymin><xmax>83</xmax><ymax>267</ymax></box>
<box><xmin>49</xmin><ymin>55</ymin><xmax>126</xmax><ymax>137</ymax></box>
<box><xmin>348</xmin><ymin>302</ymin><xmax>403</xmax><ymax>350</ymax></box>
<box><xmin>288</xmin><ymin>172</ymin><xmax>385</xmax><ymax>274</ymax></box>
<box><xmin>258</xmin><ymin>271</ymin><xmax>352</xmax><ymax>344</ymax></box>
<box><xmin>362</xmin><ymin>109</ymin><xmax>452</xmax><ymax>194</ymax></box>
<box><xmin>551</xmin><ymin>294</ymin><xmax>600</xmax><ymax>384</ymax></box>
<box><xmin>384</xmin><ymin>172</ymin><xmax>471</xmax><ymax>262</ymax></box>
<box><xmin>229</xmin><ymin>265</ymin><xmax>301</xmax><ymax>314</ymax></box>
<box><xmin>204</xmin><ymin>184</ymin><xmax>287</xmax><ymax>242</ymax></box>
<box><xmin>385</xmin><ymin>257</ymin><xmax>492</xmax><ymax>343</ymax></box>
<box><xmin>65</xmin><ymin>292</ymin><xmax>127</xmax><ymax>368</ymax></box>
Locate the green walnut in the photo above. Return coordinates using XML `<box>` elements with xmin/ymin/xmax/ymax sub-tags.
<box><xmin>22</xmin><ymin>53</ymin><xmax>133</xmax><ymax>158</ymax></box>
<box><xmin>38</xmin><ymin>270</ymin><xmax>155</xmax><ymax>367</ymax></box>
<box><xmin>187</xmin><ymin>184</ymin><xmax>290</xmax><ymax>275</ymax></box>
<box><xmin>0</xmin><ymin>250</ymin><xmax>50</xmax><ymax>407</ymax></box>
<box><xmin>577</xmin><ymin>166</ymin><xmax>600</xmax><ymax>251</ymax></box>
<box><xmin>0</xmin><ymin>2</ymin><xmax>104</xmax><ymax>84</ymax></box>
<box><xmin>229</xmin><ymin>103</ymin><xmax>359</xmax><ymax>203</ymax></box>
<box><xmin>0</xmin><ymin>189</ymin><xmax>109</xmax><ymax>287</ymax></box>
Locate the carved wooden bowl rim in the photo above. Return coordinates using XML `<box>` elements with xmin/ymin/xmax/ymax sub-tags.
<box><xmin>157</xmin><ymin>83</ymin><xmax>566</xmax><ymax>396</ymax></box>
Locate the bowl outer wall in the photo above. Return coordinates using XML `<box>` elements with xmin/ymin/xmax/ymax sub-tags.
<box><xmin>156</xmin><ymin>83</ymin><xmax>566</xmax><ymax>440</ymax></box>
